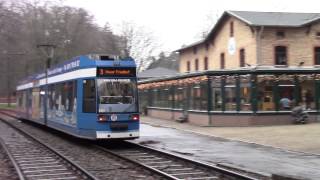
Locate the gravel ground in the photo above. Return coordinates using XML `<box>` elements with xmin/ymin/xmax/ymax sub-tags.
<box><xmin>0</xmin><ymin>114</ymin><xmax>164</xmax><ymax>180</ymax></box>
<box><xmin>0</xmin><ymin>145</ymin><xmax>19</xmax><ymax>180</ymax></box>
<box><xmin>141</xmin><ymin>116</ymin><xmax>320</xmax><ymax>154</ymax></box>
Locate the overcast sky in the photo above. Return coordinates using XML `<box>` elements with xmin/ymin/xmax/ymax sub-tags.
<box><xmin>64</xmin><ymin>0</ymin><xmax>320</xmax><ymax>53</ymax></box>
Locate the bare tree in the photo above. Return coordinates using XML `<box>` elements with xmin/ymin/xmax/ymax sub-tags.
<box><xmin>118</xmin><ymin>21</ymin><xmax>160</xmax><ymax>71</ymax></box>
<box><xmin>0</xmin><ymin>1</ymin><xmax>123</xmax><ymax>105</ymax></box>
<box><xmin>0</xmin><ymin>2</ymin><xmax>26</xmax><ymax>105</ymax></box>
<box><xmin>196</xmin><ymin>11</ymin><xmax>221</xmax><ymax>40</ymax></box>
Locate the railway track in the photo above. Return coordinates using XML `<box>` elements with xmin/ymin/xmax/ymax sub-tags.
<box><xmin>0</xmin><ymin>110</ymin><xmax>265</xmax><ymax>180</ymax></box>
<box><xmin>97</xmin><ymin>141</ymin><xmax>261</xmax><ymax>180</ymax></box>
<box><xmin>0</xmin><ymin>116</ymin><xmax>97</xmax><ymax>180</ymax></box>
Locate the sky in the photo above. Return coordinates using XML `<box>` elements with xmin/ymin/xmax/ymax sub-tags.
<box><xmin>64</xmin><ymin>0</ymin><xmax>320</xmax><ymax>53</ymax></box>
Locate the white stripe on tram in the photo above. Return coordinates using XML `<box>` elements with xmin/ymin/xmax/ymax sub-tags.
<box><xmin>17</xmin><ymin>68</ymin><xmax>96</xmax><ymax>90</ymax></box>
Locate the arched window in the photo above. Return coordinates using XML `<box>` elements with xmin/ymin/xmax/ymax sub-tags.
<box><xmin>230</xmin><ymin>21</ymin><xmax>234</xmax><ymax>37</ymax></box>
<box><xmin>195</xmin><ymin>59</ymin><xmax>199</xmax><ymax>71</ymax></box>
<box><xmin>239</xmin><ymin>49</ymin><xmax>245</xmax><ymax>67</ymax></box>
<box><xmin>314</xmin><ymin>47</ymin><xmax>320</xmax><ymax>65</ymax></box>
<box><xmin>220</xmin><ymin>53</ymin><xmax>225</xmax><ymax>69</ymax></box>
<box><xmin>204</xmin><ymin>57</ymin><xmax>208</xmax><ymax>70</ymax></box>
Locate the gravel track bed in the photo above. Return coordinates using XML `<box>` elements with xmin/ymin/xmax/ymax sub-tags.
<box><xmin>0</xmin><ymin>145</ymin><xmax>19</xmax><ymax>180</ymax></box>
<box><xmin>3</xmin><ymin>116</ymin><xmax>164</xmax><ymax>180</ymax></box>
<box><xmin>103</xmin><ymin>143</ymin><xmax>262</xmax><ymax>180</ymax></box>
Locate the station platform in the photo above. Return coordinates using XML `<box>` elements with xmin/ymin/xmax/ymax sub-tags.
<box><xmin>132</xmin><ymin>116</ymin><xmax>320</xmax><ymax>179</ymax></box>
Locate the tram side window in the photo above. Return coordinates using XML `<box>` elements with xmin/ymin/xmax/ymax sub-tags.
<box><xmin>54</xmin><ymin>84</ymin><xmax>61</xmax><ymax>110</ymax></box>
<box><xmin>66</xmin><ymin>81</ymin><xmax>77</xmax><ymax>112</ymax></box>
<box><xmin>48</xmin><ymin>85</ymin><xmax>54</xmax><ymax>110</ymax></box>
<box><xmin>17</xmin><ymin>92</ymin><xmax>22</xmax><ymax>107</ymax></box>
<box><xmin>22</xmin><ymin>91</ymin><xmax>27</xmax><ymax>109</ymax></box>
<box><xmin>83</xmin><ymin>79</ymin><xmax>96</xmax><ymax>113</ymax></box>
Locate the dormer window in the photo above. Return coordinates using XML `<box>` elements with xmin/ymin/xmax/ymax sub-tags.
<box><xmin>276</xmin><ymin>31</ymin><xmax>285</xmax><ymax>39</ymax></box>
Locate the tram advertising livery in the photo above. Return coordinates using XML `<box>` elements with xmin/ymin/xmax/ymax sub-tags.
<box><xmin>16</xmin><ymin>54</ymin><xmax>140</xmax><ymax>140</ymax></box>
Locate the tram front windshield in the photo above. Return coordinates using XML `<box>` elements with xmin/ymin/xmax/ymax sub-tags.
<box><xmin>97</xmin><ymin>78</ymin><xmax>137</xmax><ymax>113</ymax></box>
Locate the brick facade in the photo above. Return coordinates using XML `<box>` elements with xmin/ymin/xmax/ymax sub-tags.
<box><xmin>260</xmin><ymin>23</ymin><xmax>320</xmax><ymax>66</ymax></box>
<box><xmin>178</xmin><ymin>14</ymin><xmax>320</xmax><ymax>73</ymax></box>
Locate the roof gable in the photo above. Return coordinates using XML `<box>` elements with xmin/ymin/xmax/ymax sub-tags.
<box><xmin>177</xmin><ymin>10</ymin><xmax>320</xmax><ymax>52</ymax></box>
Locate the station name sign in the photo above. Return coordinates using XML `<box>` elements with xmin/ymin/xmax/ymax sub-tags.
<box><xmin>97</xmin><ymin>67</ymin><xmax>136</xmax><ymax>77</ymax></box>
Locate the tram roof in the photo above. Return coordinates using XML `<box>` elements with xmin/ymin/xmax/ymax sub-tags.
<box><xmin>18</xmin><ymin>54</ymin><xmax>136</xmax><ymax>85</ymax></box>
<box><xmin>138</xmin><ymin>66</ymin><xmax>320</xmax><ymax>84</ymax></box>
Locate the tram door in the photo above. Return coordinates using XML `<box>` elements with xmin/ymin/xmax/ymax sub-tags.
<box><xmin>31</xmin><ymin>88</ymin><xmax>41</xmax><ymax>120</ymax></box>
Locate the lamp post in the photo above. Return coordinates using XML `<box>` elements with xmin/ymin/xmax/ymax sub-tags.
<box><xmin>36</xmin><ymin>44</ymin><xmax>56</xmax><ymax>124</ymax></box>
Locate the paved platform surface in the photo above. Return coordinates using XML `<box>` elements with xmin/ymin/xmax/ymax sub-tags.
<box><xmin>131</xmin><ymin>116</ymin><xmax>320</xmax><ymax>179</ymax></box>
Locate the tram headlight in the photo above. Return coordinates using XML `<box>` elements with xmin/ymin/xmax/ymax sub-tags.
<box><xmin>98</xmin><ymin>115</ymin><xmax>108</xmax><ymax>122</ymax></box>
<box><xmin>131</xmin><ymin>114</ymin><xmax>139</xmax><ymax>121</ymax></box>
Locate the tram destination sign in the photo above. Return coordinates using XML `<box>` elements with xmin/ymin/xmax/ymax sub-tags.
<box><xmin>97</xmin><ymin>67</ymin><xmax>136</xmax><ymax>77</ymax></box>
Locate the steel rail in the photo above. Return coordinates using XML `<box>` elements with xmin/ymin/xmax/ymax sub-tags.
<box><xmin>0</xmin><ymin>113</ymin><xmax>99</xmax><ymax>180</ymax></box>
<box><xmin>93</xmin><ymin>144</ymin><xmax>180</xmax><ymax>180</ymax></box>
<box><xmin>1</xmin><ymin>110</ymin><xmax>261</xmax><ymax>179</ymax></box>
<box><xmin>96</xmin><ymin>141</ymin><xmax>260</xmax><ymax>180</ymax></box>
<box><xmin>126</xmin><ymin>141</ymin><xmax>259</xmax><ymax>180</ymax></box>
<box><xmin>0</xmin><ymin>138</ymin><xmax>25</xmax><ymax>180</ymax></box>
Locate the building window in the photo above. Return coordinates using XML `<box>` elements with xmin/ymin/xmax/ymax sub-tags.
<box><xmin>257</xmin><ymin>75</ymin><xmax>275</xmax><ymax>111</ymax></box>
<box><xmin>276</xmin><ymin>31</ymin><xmax>285</xmax><ymax>39</ymax></box>
<box><xmin>195</xmin><ymin>59</ymin><xmax>199</xmax><ymax>71</ymax></box>
<box><xmin>193</xmin><ymin>46</ymin><xmax>197</xmax><ymax>54</ymax></box>
<box><xmin>205</xmin><ymin>43</ymin><xmax>209</xmax><ymax>51</ymax></box>
<box><xmin>230</xmin><ymin>21</ymin><xmax>234</xmax><ymax>37</ymax></box>
<box><xmin>275</xmin><ymin>46</ymin><xmax>287</xmax><ymax>65</ymax></box>
<box><xmin>298</xmin><ymin>75</ymin><xmax>315</xmax><ymax>110</ymax></box>
<box><xmin>212</xmin><ymin>76</ymin><xmax>222</xmax><ymax>111</ymax></box>
<box><xmin>190</xmin><ymin>82</ymin><xmax>207</xmax><ymax>110</ymax></box>
<box><xmin>240</xmin><ymin>75</ymin><xmax>251</xmax><ymax>111</ymax></box>
<box><xmin>174</xmin><ymin>85</ymin><xmax>185</xmax><ymax>109</ymax></box>
<box><xmin>225</xmin><ymin>76</ymin><xmax>237</xmax><ymax>111</ymax></box>
<box><xmin>204</xmin><ymin>57</ymin><xmax>208</xmax><ymax>70</ymax></box>
<box><xmin>315</xmin><ymin>47</ymin><xmax>320</xmax><ymax>65</ymax></box>
<box><xmin>278</xmin><ymin>75</ymin><xmax>295</xmax><ymax>111</ymax></box>
<box><xmin>239</xmin><ymin>49</ymin><xmax>245</xmax><ymax>67</ymax></box>
<box><xmin>187</xmin><ymin>61</ymin><xmax>191</xmax><ymax>72</ymax></box>
<box><xmin>220</xmin><ymin>53</ymin><xmax>225</xmax><ymax>69</ymax></box>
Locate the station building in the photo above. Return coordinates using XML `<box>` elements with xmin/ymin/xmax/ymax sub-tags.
<box><xmin>138</xmin><ymin>11</ymin><xmax>320</xmax><ymax>126</ymax></box>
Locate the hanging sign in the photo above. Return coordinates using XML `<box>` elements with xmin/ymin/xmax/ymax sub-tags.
<box><xmin>228</xmin><ymin>37</ymin><xmax>236</xmax><ymax>55</ymax></box>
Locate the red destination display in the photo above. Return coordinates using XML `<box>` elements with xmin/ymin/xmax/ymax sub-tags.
<box><xmin>97</xmin><ymin>67</ymin><xmax>136</xmax><ymax>77</ymax></box>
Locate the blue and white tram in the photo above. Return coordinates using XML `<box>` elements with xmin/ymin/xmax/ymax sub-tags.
<box><xmin>16</xmin><ymin>54</ymin><xmax>140</xmax><ymax>140</ymax></box>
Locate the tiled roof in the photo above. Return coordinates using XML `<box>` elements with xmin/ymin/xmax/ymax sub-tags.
<box><xmin>229</xmin><ymin>11</ymin><xmax>320</xmax><ymax>27</ymax></box>
<box><xmin>176</xmin><ymin>11</ymin><xmax>320</xmax><ymax>52</ymax></box>
<box><xmin>137</xmin><ymin>67</ymin><xmax>179</xmax><ymax>79</ymax></box>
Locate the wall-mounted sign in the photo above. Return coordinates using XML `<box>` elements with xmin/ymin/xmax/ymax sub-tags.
<box><xmin>228</xmin><ymin>37</ymin><xmax>236</xmax><ymax>55</ymax></box>
<box><xmin>97</xmin><ymin>67</ymin><xmax>136</xmax><ymax>77</ymax></box>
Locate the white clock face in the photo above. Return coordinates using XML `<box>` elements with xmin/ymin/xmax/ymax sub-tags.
<box><xmin>228</xmin><ymin>37</ymin><xmax>236</xmax><ymax>55</ymax></box>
